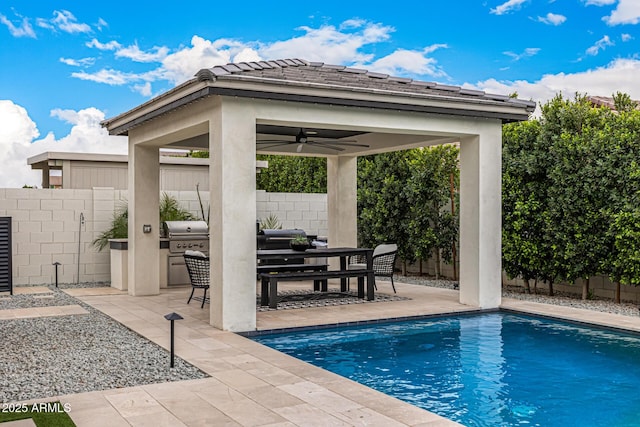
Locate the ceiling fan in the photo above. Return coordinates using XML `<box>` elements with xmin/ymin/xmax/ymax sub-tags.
<box><xmin>257</xmin><ymin>128</ymin><xmax>369</xmax><ymax>153</ymax></box>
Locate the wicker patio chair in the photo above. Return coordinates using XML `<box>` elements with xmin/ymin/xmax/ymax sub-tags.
<box><xmin>348</xmin><ymin>243</ymin><xmax>398</xmax><ymax>293</ymax></box>
<box><xmin>183</xmin><ymin>253</ymin><xmax>210</xmax><ymax>308</ymax></box>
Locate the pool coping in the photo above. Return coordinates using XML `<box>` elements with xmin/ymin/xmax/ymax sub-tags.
<box><xmin>240</xmin><ymin>308</ymin><xmax>496</xmax><ymax>336</ymax></box>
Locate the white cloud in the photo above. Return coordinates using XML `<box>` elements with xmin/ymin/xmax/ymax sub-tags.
<box><xmin>115</xmin><ymin>43</ymin><xmax>169</xmax><ymax>62</ymax></box>
<box><xmin>603</xmin><ymin>0</ymin><xmax>640</xmax><ymax>25</ymax></box>
<box><xmin>586</xmin><ymin>35</ymin><xmax>614</xmax><ymax>55</ymax></box>
<box><xmin>0</xmin><ymin>13</ymin><xmax>36</xmax><ymax>38</ymax></box>
<box><xmin>96</xmin><ymin>18</ymin><xmax>108</xmax><ymax>30</ymax></box>
<box><xmin>153</xmin><ymin>21</ymin><xmax>400</xmax><ymax>85</ymax></box>
<box><xmin>491</xmin><ymin>0</ymin><xmax>528</xmax><ymax>15</ymax></box>
<box><xmin>73</xmin><ymin>20</ymin><xmax>444</xmax><ymax>97</ymax></box>
<box><xmin>233</xmin><ymin>47</ymin><xmax>261</xmax><ymax>63</ymax></box>
<box><xmin>0</xmin><ymin>101</ymin><xmax>126</xmax><ymax>188</ymax></box>
<box><xmin>584</xmin><ymin>0</ymin><xmax>615</xmax><ymax>5</ymax></box>
<box><xmin>366</xmin><ymin>46</ymin><xmax>448</xmax><ymax>78</ymax></box>
<box><xmin>132</xmin><ymin>82</ymin><xmax>152</xmax><ymax>96</ymax></box>
<box><xmin>537</xmin><ymin>13</ymin><xmax>567</xmax><ymax>25</ymax></box>
<box><xmin>340</xmin><ymin>19</ymin><xmax>367</xmax><ymax>29</ymax></box>
<box><xmin>71</xmin><ymin>68</ymin><xmax>143</xmax><ymax>85</ymax></box>
<box><xmin>160</xmin><ymin>36</ymin><xmax>236</xmax><ymax>84</ymax></box>
<box><xmin>86</xmin><ymin>38</ymin><xmax>121</xmax><ymax>51</ymax></box>
<box><xmin>49</xmin><ymin>10</ymin><xmax>91</xmax><ymax>34</ymax></box>
<box><xmin>60</xmin><ymin>57</ymin><xmax>95</xmax><ymax>67</ymax></box>
<box><xmin>260</xmin><ymin>22</ymin><xmax>392</xmax><ymax>65</ymax></box>
<box><xmin>35</xmin><ymin>18</ymin><xmax>53</xmax><ymax>31</ymax></box>
<box><xmin>621</xmin><ymin>33</ymin><xmax>633</xmax><ymax>41</ymax></box>
<box><xmin>469</xmin><ymin>58</ymin><xmax>640</xmax><ymax>115</ymax></box>
<box><xmin>504</xmin><ymin>47</ymin><xmax>541</xmax><ymax>61</ymax></box>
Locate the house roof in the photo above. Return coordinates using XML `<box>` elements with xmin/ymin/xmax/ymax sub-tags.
<box><xmin>103</xmin><ymin>58</ymin><xmax>536</xmax><ymax>136</ymax></box>
<box><xmin>588</xmin><ymin>95</ymin><xmax>640</xmax><ymax>111</ymax></box>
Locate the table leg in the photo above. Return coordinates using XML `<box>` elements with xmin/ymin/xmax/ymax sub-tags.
<box><xmin>357</xmin><ymin>276</ymin><xmax>365</xmax><ymax>298</ymax></box>
<box><xmin>269</xmin><ymin>277</ymin><xmax>278</xmax><ymax>309</ymax></box>
<box><xmin>260</xmin><ymin>277</ymin><xmax>269</xmax><ymax>306</ymax></box>
<box><xmin>367</xmin><ymin>272</ymin><xmax>375</xmax><ymax>300</ymax></box>
<box><xmin>340</xmin><ymin>256</ymin><xmax>347</xmax><ymax>291</ymax></box>
<box><xmin>366</xmin><ymin>251</ymin><xmax>375</xmax><ymax>301</ymax></box>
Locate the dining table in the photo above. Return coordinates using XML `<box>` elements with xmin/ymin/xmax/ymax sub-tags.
<box><xmin>256</xmin><ymin>246</ymin><xmax>375</xmax><ymax>300</ymax></box>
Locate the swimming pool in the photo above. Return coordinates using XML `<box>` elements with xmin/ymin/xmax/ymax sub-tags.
<box><xmin>252</xmin><ymin>312</ymin><xmax>640</xmax><ymax>426</ymax></box>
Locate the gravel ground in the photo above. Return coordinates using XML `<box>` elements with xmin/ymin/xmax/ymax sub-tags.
<box><xmin>396</xmin><ymin>274</ymin><xmax>640</xmax><ymax>317</ymax></box>
<box><xmin>0</xmin><ymin>286</ymin><xmax>208</xmax><ymax>403</ymax></box>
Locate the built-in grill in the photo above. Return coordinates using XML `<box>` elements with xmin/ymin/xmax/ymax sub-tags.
<box><xmin>257</xmin><ymin>229</ymin><xmax>308</xmax><ymax>250</ymax></box>
<box><xmin>164</xmin><ymin>220</ymin><xmax>209</xmax><ymax>286</ymax></box>
<box><xmin>257</xmin><ymin>229</ymin><xmax>317</xmax><ymax>265</ymax></box>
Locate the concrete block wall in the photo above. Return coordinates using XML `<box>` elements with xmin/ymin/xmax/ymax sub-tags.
<box><xmin>12</xmin><ymin>185</ymin><xmax>637</xmax><ymax>303</ymax></box>
<box><xmin>0</xmin><ymin>188</ymin><xmax>326</xmax><ymax>286</ymax></box>
<box><xmin>0</xmin><ymin>188</ymin><xmax>127</xmax><ymax>285</ymax></box>
<box><xmin>256</xmin><ymin>190</ymin><xmax>328</xmax><ymax>237</ymax></box>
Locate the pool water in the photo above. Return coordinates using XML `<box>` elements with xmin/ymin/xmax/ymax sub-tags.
<box><xmin>252</xmin><ymin>312</ymin><xmax>640</xmax><ymax>426</ymax></box>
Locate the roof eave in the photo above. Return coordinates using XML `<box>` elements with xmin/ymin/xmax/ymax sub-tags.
<box><xmin>104</xmin><ymin>77</ymin><xmax>533</xmax><ymax>136</ymax></box>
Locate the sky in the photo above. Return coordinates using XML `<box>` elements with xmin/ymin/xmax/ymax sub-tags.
<box><xmin>1</xmin><ymin>0</ymin><xmax>639</xmax><ymax>188</ymax></box>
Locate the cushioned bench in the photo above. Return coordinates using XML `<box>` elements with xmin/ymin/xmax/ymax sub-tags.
<box><xmin>259</xmin><ymin>269</ymin><xmax>373</xmax><ymax>309</ymax></box>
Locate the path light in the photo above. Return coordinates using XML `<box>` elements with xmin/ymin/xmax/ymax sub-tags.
<box><xmin>52</xmin><ymin>262</ymin><xmax>61</xmax><ymax>288</ymax></box>
<box><xmin>164</xmin><ymin>312</ymin><xmax>183</xmax><ymax>368</ymax></box>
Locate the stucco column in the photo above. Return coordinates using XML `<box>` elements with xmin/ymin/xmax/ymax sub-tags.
<box><xmin>327</xmin><ymin>156</ymin><xmax>358</xmax><ymax>248</ymax></box>
<box><xmin>209</xmin><ymin>98</ymin><xmax>257</xmax><ymax>331</ymax></box>
<box><xmin>128</xmin><ymin>143</ymin><xmax>160</xmax><ymax>296</ymax></box>
<box><xmin>459</xmin><ymin>129</ymin><xmax>502</xmax><ymax>308</ymax></box>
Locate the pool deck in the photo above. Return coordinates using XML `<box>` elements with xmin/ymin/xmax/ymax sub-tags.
<box><xmin>8</xmin><ymin>280</ymin><xmax>640</xmax><ymax>426</ymax></box>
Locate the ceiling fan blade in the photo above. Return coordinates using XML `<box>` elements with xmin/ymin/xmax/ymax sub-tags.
<box><xmin>304</xmin><ymin>136</ymin><xmax>359</xmax><ymax>142</ymax></box>
<box><xmin>257</xmin><ymin>140</ymin><xmax>295</xmax><ymax>144</ymax></box>
<box><xmin>307</xmin><ymin>141</ymin><xmax>345</xmax><ymax>151</ymax></box>
<box><xmin>309</xmin><ymin>140</ymin><xmax>369</xmax><ymax>149</ymax></box>
<box><xmin>312</xmin><ymin>141</ymin><xmax>370</xmax><ymax>148</ymax></box>
<box><xmin>257</xmin><ymin>142</ymin><xmax>296</xmax><ymax>150</ymax></box>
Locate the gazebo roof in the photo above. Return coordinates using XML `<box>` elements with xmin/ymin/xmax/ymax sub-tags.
<box><xmin>103</xmin><ymin>59</ymin><xmax>535</xmax><ymax>136</ymax></box>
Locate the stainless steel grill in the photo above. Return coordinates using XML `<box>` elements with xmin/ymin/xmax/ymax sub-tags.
<box><xmin>257</xmin><ymin>229</ymin><xmax>308</xmax><ymax>250</ymax></box>
<box><xmin>164</xmin><ymin>220</ymin><xmax>209</xmax><ymax>286</ymax></box>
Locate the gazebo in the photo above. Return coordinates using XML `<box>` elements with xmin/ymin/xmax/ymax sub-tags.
<box><xmin>102</xmin><ymin>58</ymin><xmax>535</xmax><ymax>332</ymax></box>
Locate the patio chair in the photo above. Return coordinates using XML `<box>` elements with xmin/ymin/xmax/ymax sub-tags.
<box><xmin>348</xmin><ymin>243</ymin><xmax>398</xmax><ymax>293</ymax></box>
<box><xmin>183</xmin><ymin>253</ymin><xmax>210</xmax><ymax>308</ymax></box>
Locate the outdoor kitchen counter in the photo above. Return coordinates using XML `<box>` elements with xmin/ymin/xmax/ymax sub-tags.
<box><xmin>108</xmin><ymin>239</ymin><xmax>171</xmax><ymax>291</ymax></box>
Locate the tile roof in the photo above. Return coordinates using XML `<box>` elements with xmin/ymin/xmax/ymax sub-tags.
<box><xmin>588</xmin><ymin>95</ymin><xmax>640</xmax><ymax>111</ymax></box>
<box><xmin>195</xmin><ymin>58</ymin><xmax>537</xmax><ymax>111</ymax></box>
<box><xmin>103</xmin><ymin>58</ymin><xmax>536</xmax><ymax>136</ymax></box>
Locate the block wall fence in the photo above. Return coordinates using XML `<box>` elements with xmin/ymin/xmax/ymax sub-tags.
<box><xmin>2</xmin><ymin>187</ymin><xmax>639</xmax><ymax>303</ymax></box>
<box><xmin>0</xmin><ymin>188</ymin><xmax>327</xmax><ymax>286</ymax></box>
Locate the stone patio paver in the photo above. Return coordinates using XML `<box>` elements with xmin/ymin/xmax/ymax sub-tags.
<box><xmin>10</xmin><ymin>280</ymin><xmax>640</xmax><ymax>426</ymax></box>
<box><xmin>39</xmin><ymin>283</ymin><xmax>464</xmax><ymax>426</ymax></box>
<box><xmin>0</xmin><ymin>304</ymin><xmax>88</xmax><ymax>320</ymax></box>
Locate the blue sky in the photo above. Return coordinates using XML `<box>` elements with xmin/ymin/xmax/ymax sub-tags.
<box><xmin>1</xmin><ymin>0</ymin><xmax>639</xmax><ymax>187</ymax></box>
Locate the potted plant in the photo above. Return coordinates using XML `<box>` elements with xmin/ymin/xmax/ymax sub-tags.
<box><xmin>290</xmin><ymin>235</ymin><xmax>310</xmax><ymax>251</ymax></box>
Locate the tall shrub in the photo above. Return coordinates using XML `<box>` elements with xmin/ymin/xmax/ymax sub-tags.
<box><xmin>357</xmin><ymin>151</ymin><xmax>415</xmax><ymax>269</ymax></box>
<box><xmin>406</xmin><ymin>145</ymin><xmax>459</xmax><ymax>278</ymax></box>
<box><xmin>256</xmin><ymin>155</ymin><xmax>327</xmax><ymax>193</ymax></box>
<box><xmin>502</xmin><ymin>119</ymin><xmax>547</xmax><ymax>293</ymax></box>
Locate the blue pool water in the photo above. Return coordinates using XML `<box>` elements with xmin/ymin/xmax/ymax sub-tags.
<box><xmin>252</xmin><ymin>312</ymin><xmax>640</xmax><ymax>426</ymax></box>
